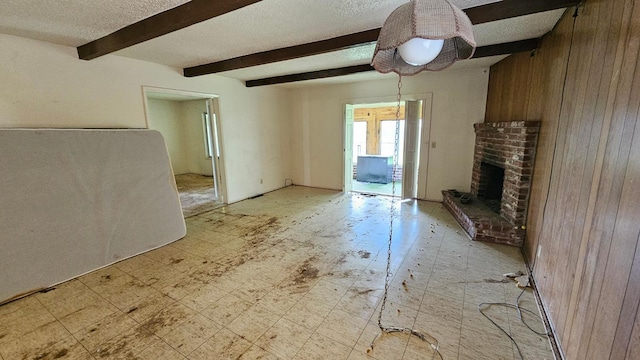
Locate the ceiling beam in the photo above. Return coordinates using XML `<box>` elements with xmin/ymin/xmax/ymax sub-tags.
<box><xmin>472</xmin><ymin>38</ymin><xmax>540</xmax><ymax>58</ymax></box>
<box><xmin>245</xmin><ymin>38</ymin><xmax>541</xmax><ymax>87</ymax></box>
<box><xmin>245</xmin><ymin>65</ymin><xmax>375</xmax><ymax>88</ymax></box>
<box><xmin>186</xmin><ymin>0</ymin><xmax>577</xmax><ymax>77</ymax></box>
<box><xmin>77</xmin><ymin>0</ymin><xmax>263</xmax><ymax>60</ymax></box>
<box><xmin>184</xmin><ymin>29</ymin><xmax>380</xmax><ymax>77</ymax></box>
<box><xmin>465</xmin><ymin>0</ymin><xmax>578</xmax><ymax>25</ymax></box>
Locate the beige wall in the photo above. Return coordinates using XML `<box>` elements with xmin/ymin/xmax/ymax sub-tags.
<box><xmin>182</xmin><ymin>100</ymin><xmax>214</xmax><ymax>177</ymax></box>
<box><xmin>289</xmin><ymin>68</ymin><xmax>489</xmax><ymax>200</ymax></box>
<box><xmin>147</xmin><ymin>99</ymin><xmax>188</xmax><ymax>175</ymax></box>
<box><xmin>0</xmin><ymin>33</ymin><xmax>291</xmax><ymax>203</ymax></box>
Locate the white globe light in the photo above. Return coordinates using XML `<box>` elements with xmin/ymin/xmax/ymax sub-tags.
<box><xmin>398</xmin><ymin>38</ymin><xmax>445</xmax><ymax>66</ymax></box>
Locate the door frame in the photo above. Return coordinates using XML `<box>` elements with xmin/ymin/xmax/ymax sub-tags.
<box><xmin>142</xmin><ymin>86</ymin><xmax>228</xmax><ymax>204</ymax></box>
<box><xmin>341</xmin><ymin>94</ymin><xmax>432</xmax><ymax>199</ymax></box>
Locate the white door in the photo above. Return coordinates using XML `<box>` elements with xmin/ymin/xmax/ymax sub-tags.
<box><xmin>207</xmin><ymin>98</ymin><xmax>226</xmax><ymax>204</ymax></box>
<box><xmin>344</xmin><ymin>104</ymin><xmax>355</xmax><ymax>192</ymax></box>
<box><xmin>402</xmin><ymin>100</ymin><xmax>422</xmax><ymax>199</ymax></box>
<box><xmin>417</xmin><ymin>94</ymin><xmax>433</xmax><ymax>200</ymax></box>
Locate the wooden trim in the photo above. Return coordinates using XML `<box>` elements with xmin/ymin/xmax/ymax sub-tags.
<box><xmin>245</xmin><ymin>39</ymin><xmax>540</xmax><ymax>87</ymax></box>
<box><xmin>77</xmin><ymin>0</ymin><xmax>263</xmax><ymax>60</ymax></box>
<box><xmin>185</xmin><ymin>29</ymin><xmax>380</xmax><ymax>77</ymax></box>
<box><xmin>473</xmin><ymin>38</ymin><xmax>541</xmax><ymax>58</ymax></box>
<box><xmin>245</xmin><ymin>64</ymin><xmax>374</xmax><ymax>87</ymax></box>
<box><xmin>185</xmin><ymin>0</ymin><xmax>578</xmax><ymax>76</ymax></box>
<box><xmin>465</xmin><ymin>0</ymin><xmax>579</xmax><ymax>25</ymax></box>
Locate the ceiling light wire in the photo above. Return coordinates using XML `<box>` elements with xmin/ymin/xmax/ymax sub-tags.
<box><xmin>368</xmin><ymin>72</ymin><xmax>443</xmax><ymax>360</ymax></box>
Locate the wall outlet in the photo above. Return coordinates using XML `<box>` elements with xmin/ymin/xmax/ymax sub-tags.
<box><xmin>260</xmin><ymin>179</ymin><xmax>263</xmax><ymax>184</ymax></box>
<box><xmin>431</xmin><ymin>141</ymin><xmax>437</xmax><ymax>148</ymax></box>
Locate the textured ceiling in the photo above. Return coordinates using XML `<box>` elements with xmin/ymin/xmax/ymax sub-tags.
<box><xmin>0</xmin><ymin>0</ymin><xmax>567</xmax><ymax>86</ymax></box>
<box><xmin>220</xmin><ymin>10</ymin><xmax>564</xmax><ymax>83</ymax></box>
<box><xmin>114</xmin><ymin>0</ymin><xmax>499</xmax><ymax>68</ymax></box>
<box><xmin>0</xmin><ymin>0</ymin><xmax>189</xmax><ymax>46</ymax></box>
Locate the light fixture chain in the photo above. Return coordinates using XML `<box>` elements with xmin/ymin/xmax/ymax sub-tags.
<box><xmin>377</xmin><ymin>75</ymin><xmax>402</xmax><ymax>328</ymax></box>
<box><xmin>370</xmin><ymin>75</ymin><xmax>442</xmax><ymax>360</ymax></box>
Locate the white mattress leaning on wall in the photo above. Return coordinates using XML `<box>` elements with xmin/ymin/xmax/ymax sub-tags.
<box><xmin>0</xmin><ymin>129</ymin><xmax>186</xmax><ymax>303</ymax></box>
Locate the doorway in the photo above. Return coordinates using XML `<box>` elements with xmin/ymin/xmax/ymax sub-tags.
<box><xmin>143</xmin><ymin>87</ymin><xmax>227</xmax><ymax>217</ymax></box>
<box><xmin>344</xmin><ymin>96</ymin><xmax>431</xmax><ymax>199</ymax></box>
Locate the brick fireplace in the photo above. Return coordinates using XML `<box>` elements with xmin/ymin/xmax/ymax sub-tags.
<box><xmin>443</xmin><ymin>121</ymin><xmax>540</xmax><ymax>246</ymax></box>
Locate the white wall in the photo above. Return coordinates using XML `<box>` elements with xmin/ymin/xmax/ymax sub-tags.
<box><xmin>0</xmin><ymin>33</ymin><xmax>292</xmax><ymax>203</ymax></box>
<box><xmin>147</xmin><ymin>99</ymin><xmax>188</xmax><ymax>175</ymax></box>
<box><xmin>289</xmin><ymin>68</ymin><xmax>489</xmax><ymax>201</ymax></box>
<box><xmin>182</xmin><ymin>100</ymin><xmax>214</xmax><ymax>177</ymax></box>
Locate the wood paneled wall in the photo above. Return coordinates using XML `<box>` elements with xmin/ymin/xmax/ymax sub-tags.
<box><xmin>484</xmin><ymin>0</ymin><xmax>640</xmax><ymax>359</ymax></box>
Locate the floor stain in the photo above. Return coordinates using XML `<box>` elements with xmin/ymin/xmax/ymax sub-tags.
<box><xmin>141</xmin><ymin>312</ymin><xmax>182</xmax><ymax>335</ymax></box>
<box><xmin>483</xmin><ymin>278</ymin><xmax>510</xmax><ymax>284</ymax></box>
<box><xmin>292</xmin><ymin>257</ymin><xmax>319</xmax><ymax>285</ymax></box>
<box><xmin>356</xmin><ymin>289</ymin><xmax>375</xmax><ymax>296</ymax></box>
<box><xmin>33</xmin><ymin>351</ymin><xmax>50</xmax><ymax>360</ymax></box>
<box><xmin>52</xmin><ymin>349</ymin><xmax>68</xmax><ymax>358</ymax></box>
<box><xmin>170</xmin><ymin>258</ymin><xmax>184</xmax><ymax>264</ymax></box>
<box><xmin>358</xmin><ymin>250</ymin><xmax>371</xmax><ymax>259</ymax></box>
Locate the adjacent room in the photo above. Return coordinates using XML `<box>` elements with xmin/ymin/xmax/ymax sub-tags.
<box><xmin>1</xmin><ymin>1</ymin><xmax>638</xmax><ymax>360</ymax></box>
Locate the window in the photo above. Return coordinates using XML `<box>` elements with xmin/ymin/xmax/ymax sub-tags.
<box><xmin>202</xmin><ymin>112</ymin><xmax>214</xmax><ymax>159</ymax></box>
<box><xmin>353</xmin><ymin>121</ymin><xmax>367</xmax><ymax>162</ymax></box>
<box><xmin>380</xmin><ymin>120</ymin><xmax>405</xmax><ymax>163</ymax></box>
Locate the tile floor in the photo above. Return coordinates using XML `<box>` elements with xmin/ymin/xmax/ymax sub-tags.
<box><xmin>0</xmin><ymin>186</ymin><xmax>554</xmax><ymax>359</ymax></box>
<box><xmin>175</xmin><ymin>173</ymin><xmax>222</xmax><ymax>218</ymax></box>
<box><xmin>352</xmin><ymin>180</ymin><xmax>402</xmax><ymax>197</ymax></box>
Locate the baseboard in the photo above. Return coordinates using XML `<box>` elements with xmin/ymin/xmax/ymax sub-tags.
<box><xmin>521</xmin><ymin>248</ymin><xmax>566</xmax><ymax>360</ymax></box>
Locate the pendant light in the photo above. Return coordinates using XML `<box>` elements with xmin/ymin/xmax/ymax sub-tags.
<box><xmin>371</xmin><ymin>0</ymin><xmax>476</xmax><ymax>75</ymax></box>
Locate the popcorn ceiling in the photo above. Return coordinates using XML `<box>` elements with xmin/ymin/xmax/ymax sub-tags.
<box><xmin>0</xmin><ymin>0</ymin><xmax>564</xmax><ymax>84</ymax></box>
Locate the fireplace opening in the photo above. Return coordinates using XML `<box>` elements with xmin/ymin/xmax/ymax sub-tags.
<box><xmin>478</xmin><ymin>162</ymin><xmax>504</xmax><ymax>214</ymax></box>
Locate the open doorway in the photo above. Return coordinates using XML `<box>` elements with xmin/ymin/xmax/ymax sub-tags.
<box><xmin>143</xmin><ymin>87</ymin><xmax>226</xmax><ymax>217</ymax></box>
<box><xmin>344</xmin><ymin>97</ymin><xmax>429</xmax><ymax>199</ymax></box>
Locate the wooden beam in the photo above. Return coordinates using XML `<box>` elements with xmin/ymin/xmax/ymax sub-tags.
<box><xmin>185</xmin><ymin>0</ymin><xmax>577</xmax><ymax>76</ymax></box>
<box><xmin>465</xmin><ymin>0</ymin><xmax>579</xmax><ymax>25</ymax></box>
<box><xmin>184</xmin><ymin>29</ymin><xmax>380</xmax><ymax>77</ymax></box>
<box><xmin>245</xmin><ymin>64</ymin><xmax>374</xmax><ymax>88</ymax></box>
<box><xmin>245</xmin><ymin>39</ymin><xmax>540</xmax><ymax>87</ymax></box>
<box><xmin>472</xmin><ymin>38</ymin><xmax>540</xmax><ymax>58</ymax></box>
<box><xmin>77</xmin><ymin>0</ymin><xmax>263</xmax><ymax>60</ymax></box>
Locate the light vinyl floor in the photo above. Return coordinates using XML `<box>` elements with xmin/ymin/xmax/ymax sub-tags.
<box><xmin>175</xmin><ymin>173</ymin><xmax>221</xmax><ymax>218</ymax></box>
<box><xmin>0</xmin><ymin>186</ymin><xmax>554</xmax><ymax>360</ymax></box>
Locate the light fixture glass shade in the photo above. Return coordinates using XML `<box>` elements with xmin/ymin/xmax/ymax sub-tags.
<box><xmin>398</xmin><ymin>38</ymin><xmax>444</xmax><ymax>66</ymax></box>
<box><xmin>371</xmin><ymin>0</ymin><xmax>476</xmax><ymax>76</ymax></box>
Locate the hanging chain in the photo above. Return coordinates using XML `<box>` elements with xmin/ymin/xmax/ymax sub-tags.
<box><xmin>377</xmin><ymin>75</ymin><xmax>402</xmax><ymax>327</ymax></box>
<box><xmin>370</xmin><ymin>75</ymin><xmax>442</xmax><ymax>360</ymax></box>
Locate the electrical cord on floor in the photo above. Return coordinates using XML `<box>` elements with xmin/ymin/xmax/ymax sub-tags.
<box><xmin>477</xmin><ymin>277</ymin><xmax>551</xmax><ymax>360</ymax></box>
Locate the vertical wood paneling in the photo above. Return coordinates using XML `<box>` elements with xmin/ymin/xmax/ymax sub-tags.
<box><xmin>526</xmin><ymin>16</ymin><xmax>574</xmax><ymax>270</ymax></box>
<box><xmin>483</xmin><ymin>0</ymin><xmax>640</xmax><ymax>358</ymax></box>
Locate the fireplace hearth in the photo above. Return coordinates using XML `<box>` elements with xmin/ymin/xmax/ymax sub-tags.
<box><xmin>443</xmin><ymin>121</ymin><xmax>540</xmax><ymax>247</ymax></box>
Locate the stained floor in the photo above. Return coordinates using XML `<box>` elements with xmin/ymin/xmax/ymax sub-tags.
<box><xmin>0</xmin><ymin>186</ymin><xmax>554</xmax><ymax>359</ymax></box>
<box><xmin>175</xmin><ymin>173</ymin><xmax>222</xmax><ymax>218</ymax></box>
<box><xmin>352</xmin><ymin>180</ymin><xmax>402</xmax><ymax>197</ymax></box>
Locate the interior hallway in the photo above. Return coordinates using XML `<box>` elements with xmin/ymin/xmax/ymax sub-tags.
<box><xmin>0</xmin><ymin>187</ymin><xmax>553</xmax><ymax>359</ymax></box>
